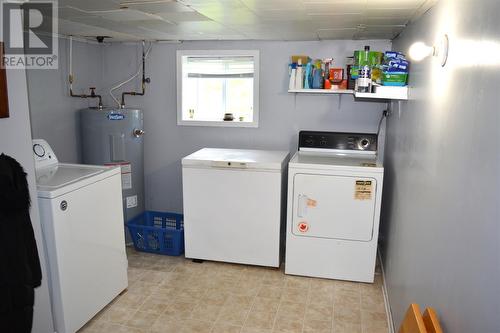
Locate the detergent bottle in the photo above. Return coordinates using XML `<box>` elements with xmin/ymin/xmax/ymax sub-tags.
<box><xmin>312</xmin><ymin>60</ymin><xmax>323</xmax><ymax>89</ymax></box>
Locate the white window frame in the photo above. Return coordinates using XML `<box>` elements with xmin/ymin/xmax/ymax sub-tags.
<box><xmin>176</xmin><ymin>49</ymin><xmax>260</xmax><ymax>128</ymax></box>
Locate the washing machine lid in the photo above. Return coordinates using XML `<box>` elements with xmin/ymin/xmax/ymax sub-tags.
<box><xmin>289</xmin><ymin>151</ymin><xmax>383</xmax><ymax>173</ymax></box>
<box><xmin>182</xmin><ymin>148</ymin><xmax>289</xmax><ymax>171</ymax></box>
<box><xmin>36</xmin><ymin>163</ymin><xmax>120</xmax><ymax>199</ymax></box>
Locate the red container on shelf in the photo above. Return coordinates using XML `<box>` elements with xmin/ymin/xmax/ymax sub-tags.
<box><xmin>324</xmin><ymin>78</ymin><xmax>332</xmax><ymax>89</ymax></box>
<box><xmin>339</xmin><ymin>79</ymin><xmax>348</xmax><ymax>90</ymax></box>
<box><xmin>330</xmin><ymin>68</ymin><xmax>344</xmax><ymax>84</ymax></box>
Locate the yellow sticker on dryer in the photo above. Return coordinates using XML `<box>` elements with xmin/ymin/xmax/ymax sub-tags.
<box><xmin>355</xmin><ymin>180</ymin><xmax>373</xmax><ymax>200</ymax></box>
<box><xmin>307</xmin><ymin>199</ymin><xmax>317</xmax><ymax>207</ymax></box>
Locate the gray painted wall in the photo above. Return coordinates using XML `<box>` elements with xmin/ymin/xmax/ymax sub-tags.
<box><xmin>381</xmin><ymin>1</ymin><xmax>500</xmax><ymax>332</ymax></box>
<box><xmin>27</xmin><ymin>38</ymin><xmax>103</xmax><ymax>163</ymax></box>
<box><xmin>0</xmin><ymin>22</ymin><xmax>55</xmax><ymax>333</ymax></box>
<box><xmin>100</xmin><ymin>40</ymin><xmax>391</xmax><ymax>213</ymax></box>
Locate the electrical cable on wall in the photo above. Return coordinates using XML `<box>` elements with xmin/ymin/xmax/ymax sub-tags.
<box><xmin>377</xmin><ymin>110</ymin><xmax>388</xmax><ymax>136</ymax></box>
<box><xmin>109</xmin><ymin>41</ymin><xmax>152</xmax><ymax>108</ymax></box>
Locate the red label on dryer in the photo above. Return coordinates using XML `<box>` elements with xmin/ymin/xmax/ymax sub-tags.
<box><xmin>298</xmin><ymin>222</ymin><xmax>309</xmax><ymax>233</ymax></box>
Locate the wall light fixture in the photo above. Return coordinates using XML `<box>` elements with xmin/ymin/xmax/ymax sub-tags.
<box><xmin>409</xmin><ymin>34</ymin><xmax>449</xmax><ymax>67</ymax></box>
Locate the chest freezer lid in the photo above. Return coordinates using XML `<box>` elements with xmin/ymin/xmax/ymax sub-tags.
<box><xmin>182</xmin><ymin>148</ymin><xmax>289</xmax><ymax>171</ymax></box>
<box><xmin>36</xmin><ymin>163</ymin><xmax>120</xmax><ymax>198</ymax></box>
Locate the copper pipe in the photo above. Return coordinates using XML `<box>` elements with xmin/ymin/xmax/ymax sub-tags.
<box><xmin>121</xmin><ymin>41</ymin><xmax>150</xmax><ymax>108</ymax></box>
<box><xmin>68</xmin><ymin>36</ymin><xmax>103</xmax><ymax>109</ymax></box>
<box><xmin>70</xmin><ymin>85</ymin><xmax>103</xmax><ymax>109</ymax></box>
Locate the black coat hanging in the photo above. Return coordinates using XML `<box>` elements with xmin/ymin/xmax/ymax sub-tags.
<box><xmin>0</xmin><ymin>153</ymin><xmax>42</xmax><ymax>333</ymax></box>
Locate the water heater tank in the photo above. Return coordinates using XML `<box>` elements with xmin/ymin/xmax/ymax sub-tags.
<box><xmin>80</xmin><ymin>107</ymin><xmax>145</xmax><ymax>226</ymax></box>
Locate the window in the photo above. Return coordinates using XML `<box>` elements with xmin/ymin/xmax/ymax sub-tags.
<box><xmin>177</xmin><ymin>50</ymin><xmax>259</xmax><ymax>127</ymax></box>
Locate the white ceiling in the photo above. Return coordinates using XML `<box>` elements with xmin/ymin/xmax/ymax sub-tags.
<box><xmin>52</xmin><ymin>0</ymin><xmax>437</xmax><ymax>42</ymax></box>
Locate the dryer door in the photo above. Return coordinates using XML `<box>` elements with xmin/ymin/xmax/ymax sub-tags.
<box><xmin>292</xmin><ymin>173</ymin><xmax>377</xmax><ymax>241</ymax></box>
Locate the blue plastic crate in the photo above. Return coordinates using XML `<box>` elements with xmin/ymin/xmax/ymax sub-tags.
<box><xmin>126</xmin><ymin>211</ymin><xmax>184</xmax><ymax>256</ymax></box>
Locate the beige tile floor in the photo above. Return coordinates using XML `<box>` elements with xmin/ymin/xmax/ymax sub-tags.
<box><xmin>79</xmin><ymin>247</ymin><xmax>389</xmax><ymax>333</ymax></box>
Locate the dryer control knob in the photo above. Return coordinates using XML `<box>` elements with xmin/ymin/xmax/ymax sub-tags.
<box><xmin>357</xmin><ymin>138</ymin><xmax>371</xmax><ymax>150</ymax></box>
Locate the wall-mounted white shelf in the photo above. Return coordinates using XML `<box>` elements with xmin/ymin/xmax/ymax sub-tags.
<box><xmin>357</xmin><ymin>85</ymin><xmax>409</xmax><ymax>100</ymax></box>
<box><xmin>288</xmin><ymin>86</ymin><xmax>408</xmax><ymax>101</ymax></box>
<box><xmin>288</xmin><ymin>89</ymin><xmax>354</xmax><ymax>94</ymax></box>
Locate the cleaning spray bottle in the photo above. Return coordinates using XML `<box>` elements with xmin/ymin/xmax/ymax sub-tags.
<box><xmin>304</xmin><ymin>61</ymin><xmax>312</xmax><ymax>89</ymax></box>
<box><xmin>323</xmin><ymin>58</ymin><xmax>333</xmax><ymax>89</ymax></box>
<box><xmin>295</xmin><ymin>58</ymin><xmax>304</xmax><ymax>89</ymax></box>
<box><xmin>289</xmin><ymin>63</ymin><xmax>297</xmax><ymax>90</ymax></box>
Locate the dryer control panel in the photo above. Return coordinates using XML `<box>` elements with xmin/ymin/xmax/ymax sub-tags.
<box><xmin>298</xmin><ymin>131</ymin><xmax>377</xmax><ymax>153</ymax></box>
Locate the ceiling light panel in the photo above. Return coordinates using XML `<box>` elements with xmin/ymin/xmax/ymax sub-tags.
<box><xmin>106</xmin><ymin>20</ymin><xmax>171</xmax><ymax>36</ymax></box>
<box><xmin>232</xmin><ymin>23</ymin><xmax>279</xmax><ymax>34</ymax></box>
<box><xmin>54</xmin><ymin>0</ymin><xmax>434</xmax><ymax>41</ymax></box>
<box><xmin>280</xmin><ymin>32</ymin><xmax>320</xmax><ymax>41</ymax></box>
<box><xmin>156</xmin><ymin>11</ymin><xmax>211</xmax><ymax>23</ymax></box>
<box><xmin>303</xmin><ymin>3</ymin><xmax>364</xmax><ymax>14</ymax></box>
<box><xmin>139</xmin><ymin>19</ymin><xmax>236</xmax><ymax>35</ymax></box>
<box><xmin>364</xmin><ymin>16</ymin><xmax>410</xmax><ymax>25</ymax></box>
<box><xmin>317</xmin><ymin>28</ymin><xmax>358</xmax><ymax>40</ymax></box>
<box><xmin>177</xmin><ymin>0</ymin><xmax>237</xmax><ymax>4</ymax></box>
<box><xmin>357</xmin><ymin>25</ymin><xmax>406</xmax><ymax>39</ymax></box>
<box><xmin>58</xmin><ymin>0</ymin><xmax>120</xmax><ymax>11</ymax></box>
<box><xmin>195</xmin><ymin>8</ymin><xmax>260</xmax><ymax>25</ymax></box>
<box><xmin>96</xmin><ymin>9</ymin><xmax>164</xmax><ymax>21</ymax></box>
<box><xmin>129</xmin><ymin>24</ymin><xmax>180</xmax><ymax>39</ymax></box>
<box><xmin>132</xmin><ymin>19</ymin><xmax>181</xmax><ymax>33</ymax></box>
<box><xmin>119</xmin><ymin>0</ymin><xmax>173</xmax><ymax>5</ymax></box>
<box><xmin>365</xmin><ymin>8</ymin><xmax>415</xmax><ymax>18</ymax></box>
<box><xmin>122</xmin><ymin>1</ymin><xmax>194</xmax><ymax>14</ymax></box>
<box><xmin>366</xmin><ymin>0</ymin><xmax>425</xmax><ymax>8</ymax></box>
<box><xmin>254</xmin><ymin>9</ymin><xmax>310</xmax><ymax>21</ymax></box>
<box><xmin>67</xmin><ymin>16</ymin><xmax>167</xmax><ymax>37</ymax></box>
<box><xmin>58</xmin><ymin>18</ymin><xmax>142</xmax><ymax>40</ymax></box>
<box><xmin>240</xmin><ymin>0</ymin><xmax>305</xmax><ymax>10</ymax></box>
<box><xmin>301</xmin><ymin>0</ymin><xmax>366</xmax><ymax>3</ymax></box>
<box><xmin>309</xmin><ymin>15</ymin><xmax>364</xmax><ymax>29</ymax></box>
<box><xmin>58</xmin><ymin>6</ymin><xmax>92</xmax><ymax>20</ymax></box>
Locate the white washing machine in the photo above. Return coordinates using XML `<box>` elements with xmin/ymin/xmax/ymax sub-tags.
<box><xmin>33</xmin><ymin>139</ymin><xmax>128</xmax><ymax>333</ymax></box>
<box><xmin>285</xmin><ymin>131</ymin><xmax>384</xmax><ymax>283</ymax></box>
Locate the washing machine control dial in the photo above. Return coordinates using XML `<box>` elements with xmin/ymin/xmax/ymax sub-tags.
<box><xmin>33</xmin><ymin>143</ymin><xmax>46</xmax><ymax>158</ymax></box>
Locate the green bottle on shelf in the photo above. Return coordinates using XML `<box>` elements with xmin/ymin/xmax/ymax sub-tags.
<box><xmin>356</xmin><ymin>46</ymin><xmax>371</xmax><ymax>93</ymax></box>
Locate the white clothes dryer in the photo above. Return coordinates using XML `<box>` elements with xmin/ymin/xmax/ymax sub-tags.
<box><xmin>285</xmin><ymin>131</ymin><xmax>384</xmax><ymax>283</ymax></box>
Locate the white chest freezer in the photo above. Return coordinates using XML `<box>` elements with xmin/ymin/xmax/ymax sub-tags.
<box><xmin>182</xmin><ymin>148</ymin><xmax>289</xmax><ymax>267</ymax></box>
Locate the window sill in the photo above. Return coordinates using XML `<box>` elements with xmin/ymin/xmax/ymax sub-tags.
<box><xmin>177</xmin><ymin>120</ymin><xmax>259</xmax><ymax>128</ymax></box>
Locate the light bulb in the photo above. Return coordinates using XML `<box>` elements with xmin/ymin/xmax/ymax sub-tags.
<box><xmin>409</xmin><ymin>42</ymin><xmax>434</xmax><ymax>61</ymax></box>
